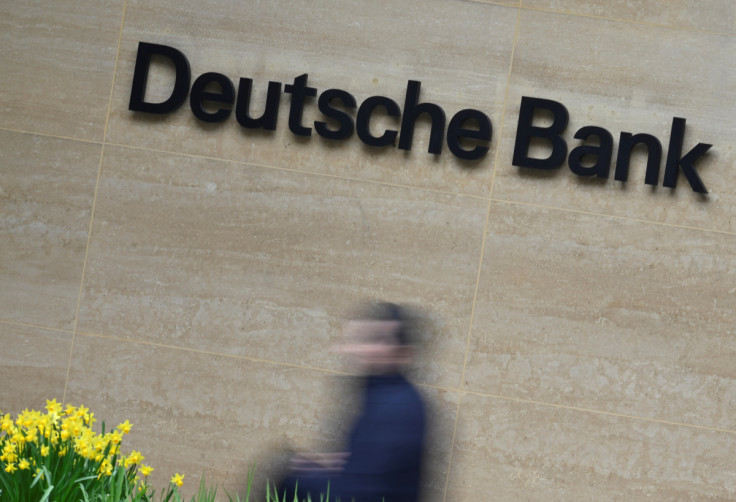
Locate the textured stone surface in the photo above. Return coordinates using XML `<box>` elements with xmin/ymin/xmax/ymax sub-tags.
<box><xmin>465</xmin><ymin>201</ymin><xmax>736</xmax><ymax>430</ymax></box>
<box><xmin>0</xmin><ymin>323</ymin><xmax>72</xmax><ymax>416</ymax></box>
<box><xmin>75</xmin><ymin>146</ymin><xmax>487</xmax><ymax>389</ymax></box>
<box><xmin>0</xmin><ymin>131</ymin><xmax>99</xmax><ymax>329</ymax></box>
<box><xmin>0</xmin><ymin>0</ymin><xmax>123</xmax><ymax>139</ymax></box>
<box><xmin>522</xmin><ymin>0</ymin><xmax>736</xmax><ymax>33</ymax></box>
<box><xmin>2</xmin><ymin>1</ymin><xmax>736</xmax><ymax>500</ymax></box>
<box><xmin>446</xmin><ymin>393</ymin><xmax>736</xmax><ymax>501</ymax></box>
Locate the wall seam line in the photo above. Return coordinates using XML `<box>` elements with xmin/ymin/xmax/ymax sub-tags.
<box><xmin>490</xmin><ymin>197</ymin><xmax>736</xmax><ymax>235</ymax></box>
<box><xmin>62</xmin><ymin>0</ymin><xmax>129</xmax><ymax>405</ymax></box>
<box><xmin>99</xmin><ymin>141</ymin><xmax>493</xmax><ymax>200</ymax></box>
<box><xmin>71</xmin><ymin>329</ymin><xmax>736</xmax><ymax>437</ymax></box>
<box><xmin>440</xmin><ymin>393</ymin><xmax>465</xmax><ymax>502</ymax></box>
<box><xmin>3</xmin><ymin>126</ymin><xmax>730</xmax><ymax>239</ymax></box>
<box><xmin>0</xmin><ymin>319</ymin><xmax>74</xmax><ymax>335</ymax></box>
<box><xmin>0</xmin><ymin>127</ymin><xmax>104</xmax><ymax>145</ymax></box>
<box><xmin>458</xmin><ymin>2</ymin><xmax>523</xmax><ymax>394</ymax></box>
<box><xmin>517</xmin><ymin>3</ymin><xmax>736</xmax><ymax>37</ymax></box>
<box><xmin>442</xmin><ymin>6</ymin><xmax>523</xmax><ymax>502</ymax></box>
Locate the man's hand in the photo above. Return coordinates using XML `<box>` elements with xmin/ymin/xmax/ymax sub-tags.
<box><xmin>289</xmin><ymin>452</ymin><xmax>350</xmax><ymax>472</ymax></box>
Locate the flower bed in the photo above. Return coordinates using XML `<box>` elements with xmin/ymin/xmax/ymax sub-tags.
<box><xmin>0</xmin><ymin>400</ymin><xmax>329</xmax><ymax>501</ymax></box>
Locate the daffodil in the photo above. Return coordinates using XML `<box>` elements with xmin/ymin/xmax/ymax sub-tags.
<box><xmin>107</xmin><ymin>430</ymin><xmax>123</xmax><ymax>446</ymax></box>
<box><xmin>25</xmin><ymin>428</ymin><xmax>38</xmax><ymax>443</ymax></box>
<box><xmin>117</xmin><ymin>419</ymin><xmax>133</xmax><ymax>434</ymax></box>
<box><xmin>11</xmin><ymin>430</ymin><xmax>25</xmax><ymax>445</ymax></box>
<box><xmin>125</xmin><ymin>450</ymin><xmax>144</xmax><ymax>468</ymax></box>
<box><xmin>45</xmin><ymin>399</ymin><xmax>63</xmax><ymax>416</ymax></box>
<box><xmin>1</xmin><ymin>413</ymin><xmax>13</xmax><ymax>432</ymax></box>
<box><xmin>98</xmin><ymin>458</ymin><xmax>113</xmax><ymax>477</ymax></box>
<box><xmin>1</xmin><ymin>401</ymin><xmax>165</xmax><ymax>498</ymax></box>
<box><xmin>171</xmin><ymin>473</ymin><xmax>185</xmax><ymax>487</ymax></box>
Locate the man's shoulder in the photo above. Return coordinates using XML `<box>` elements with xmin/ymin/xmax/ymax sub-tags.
<box><xmin>374</xmin><ymin>375</ymin><xmax>425</xmax><ymax>413</ymax></box>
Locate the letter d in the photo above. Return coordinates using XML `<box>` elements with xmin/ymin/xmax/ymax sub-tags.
<box><xmin>129</xmin><ymin>42</ymin><xmax>191</xmax><ymax>114</ymax></box>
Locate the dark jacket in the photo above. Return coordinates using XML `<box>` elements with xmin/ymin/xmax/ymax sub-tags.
<box><xmin>288</xmin><ymin>373</ymin><xmax>426</xmax><ymax>502</ymax></box>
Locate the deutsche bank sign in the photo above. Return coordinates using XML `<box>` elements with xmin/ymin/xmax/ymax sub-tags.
<box><xmin>129</xmin><ymin>42</ymin><xmax>713</xmax><ymax>194</ymax></box>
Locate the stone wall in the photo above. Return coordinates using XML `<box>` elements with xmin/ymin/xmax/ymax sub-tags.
<box><xmin>1</xmin><ymin>1</ymin><xmax>735</xmax><ymax>499</ymax></box>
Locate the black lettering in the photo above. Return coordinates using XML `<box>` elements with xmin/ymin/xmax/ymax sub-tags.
<box><xmin>284</xmin><ymin>74</ymin><xmax>317</xmax><ymax>137</ymax></box>
<box><xmin>512</xmin><ymin>97</ymin><xmax>569</xmax><ymax>169</ymax></box>
<box><xmin>568</xmin><ymin>126</ymin><xmax>613</xmax><ymax>178</ymax></box>
<box><xmin>663</xmin><ymin>117</ymin><xmax>711</xmax><ymax>193</ymax></box>
<box><xmin>356</xmin><ymin>96</ymin><xmax>400</xmax><ymax>147</ymax></box>
<box><xmin>129</xmin><ymin>42</ymin><xmax>191</xmax><ymax>114</ymax></box>
<box><xmin>398</xmin><ymin>81</ymin><xmax>446</xmax><ymax>154</ymax></box>
<box><xmin>446</xmin><ymin>109</ymin><xmax>492</xmax><ymax>161</ymax></box>
<box><xmin>235</xmin><ymin>79</ymin><xmax>282</xmax><ymax>130</ymax></box>
<box><xmin>189</xmin><ymin>72</ymin><xmax>235</xmax><ymax>123</ymax></box>
<box><xmin>314</xmin><ymin>89</ymin><xmax>356</xmax><ymax>140</ymax></box>
<box><xmin>614</xmin><ymin>132</ymin><xmax>662</xmax><ymax>185</ymax></box>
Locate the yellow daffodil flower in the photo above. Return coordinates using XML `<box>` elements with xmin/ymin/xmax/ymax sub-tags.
<box><xmin>108</xmin><ymin>430</ymin><xmax>123</xmax><ymax>445</ymax></box>
<box><xmin>18</xmin><ymin>458</ymin><xmax>30</xmax><ymax>470</ymax></box>
<box><xmin>117</xmin><ymin>419</ymin><xmax>133</xmax><ymax>434</ymax></box>
<box><xmin>41</xmin><ymin>445</ymin><xmax>50</xmax><ymax>457</ymax></box>
<box><xmin>45</xmin><ymin>399</ymin><xmax>63</xmax><ymax>416</ymax></box>
<box><xmin>4</xmin><ymin>463</ymin><xmax>17</xmax><ymax>473</ymax></box>
<box><xmin>1</xmin><ymin>413</ymin><xmax>13</xmax><ymax>432</ymax></box>
<box><xmin>98</xmin><ymin>458</ymin><xmax>113</xmax><ymax>477</ymax></box>
<box><xmin>171</xmin><ymin>473</ymin><xmax>185</xmax><ymax>487</ymax></box>
<box><xmin>140</xmin><ymin>464</ymin><xmax>154</xmax><ymax>476</ymax></box>
<box><xmin>124</xmin><ymin>450</ymin><xmax>144</xmax><ymax>468</ymax></box>
<box><xmin>25</xmin><ymin>428</ymin><xmax>38</xmax><ymax>443</ymax></box>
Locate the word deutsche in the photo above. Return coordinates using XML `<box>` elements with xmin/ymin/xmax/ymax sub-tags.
<box><xmin>129</xmin><ymin>42</ymin><xmax>491</xmax><ymax>161</ymax></box>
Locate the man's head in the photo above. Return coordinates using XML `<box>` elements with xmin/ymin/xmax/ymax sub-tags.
<box><xmin>339</xmin><ymin>302</ymin><xmax>414</xmax><ymax>375</ymax></box>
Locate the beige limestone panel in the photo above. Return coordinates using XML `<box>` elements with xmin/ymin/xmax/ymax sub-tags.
<box><xmin>75</xmin><ymin>145</ymin><xmax>486</xmax><ymax>388</ymax></box>
<box><xmin>522</xmin><ymin>0</ymin><xmax>736</xmax><ymax>34</ymax></box>
<box><xmin>65</xmin><ymin>334</ymin><xmax>458</xmax><ymax>501</ymax></box>
<box><xmin>419</xmin><ymin>387</ymin><xmax>462</xmax><ymax>502</ymax></box>
<box><xmin>464</xmin><ymin>202</ymin><xmax>736</xmax><ymax>431</ymax></box>
<box><xmin>105</xmin><ymin>0</ymin><xmax>518</xmax><ymax>196</ymax></box>
<box><xmin>64</xmin><ymin>333</ymin><xmax>335</xmax><ymax>498</ymax></box>
<box><xmin>0</xmin><ymin>0</ymin><xmax>123</xmax><ymax>140</ymax></box>
<box><xmin>0</xmin><ymin>131</ymin><xmax>100</xmax><ymax>330</ymax></box>
<box><xmin>0</xmin><ymin>323</ymin><xmax>72</xmax><ymax>416</ymax></box>
<box><xmin>446</xmin><ymin>393</ymin><xmax>736</xmax><ymax>501</ymax></box>
<box><xmin>492</xmin><ymin>10</ymin><xmax>736</xmax><ymax>233</ymax></box>
<box><xmin>468</xmin><ymin>0</ymin><xmax>521</xmax><ymax>6</ymax></box>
